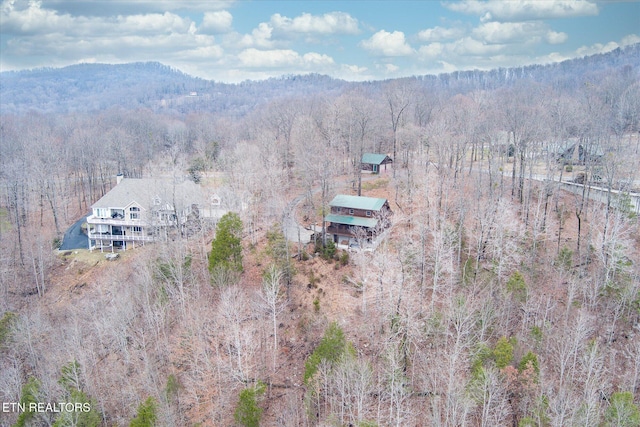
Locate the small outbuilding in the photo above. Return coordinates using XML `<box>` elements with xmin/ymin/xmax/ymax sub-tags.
<box><xmin>361</xmin><ymin>153</ymin><xmax>393</xmax><ymax>173</ymax></box>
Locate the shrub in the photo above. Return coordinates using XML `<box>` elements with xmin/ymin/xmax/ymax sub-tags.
<box><xmin>518</xmin><ymin>351</ymin><xmax>540</xmax><ymax>380</ymax></box>
<box><xmin>339</xmin><ymin>251</ymin><xmax>349</xmax><ymax>266</ymax></box>
<box><xmin>15</xmin><ymin>377</ymin><xmax>41</xmax><ymax>427</ymax></box>
<box><xmin>187</xmin><ymin>157</ymin><xmax>208</xmax><ymax>183</ymax></box>
<box><xmin>304</xmin><ymin>322</ymin><xmax>346</xmax><ymax>384</ymax></box>
<box><xmin>604</xmin><ymin>391</ymin><xmax>640</xmax><ymax>427</ymax></box>
<box><xmin>493</xmin><ymin>337</ymin><xmax>514</xmax><ymax>369</ymax></box>
<box><xmin>506</xmin><ymin>271</ymin><xmax>527</xmax><ymax>302</ymax></box>
<box><xmin>530</xmin><ymin>325</ymin><xmax>543</xmax><ymax>345</ymax></box>
<box><xmin>53</xmin><ymin>389</ymin><xmax>101</xmax><ymax>427</ymax></box>
<box><xmin>321</xmin><ymin>240</ymin><xmax>337</xmax><ymax>260</ymax></box>
<box><xmin>470</xmin><ymin>343</ymin><xmax>492</xmax><ymax>377</ymax></box>
<box><xmin>0</xmin><ymin>311</ymin><xmax>17</xmax><ymax>349</ymax></box>
<box><xmin>55</xmin><ymin>361</ymin><xmax>101</xmax><ymax>427</ymax></box>
<box><xmin>265</xmin><ymin>226</ymin><xmax>295</xmax><ymax>282</ymax></box>
<box><xmin>52</xmin><ymin>236</ymin><xmax>62</xmax><ymax>249</ymax></box>
<box><xmin>130</xmin><ymin>397</ymin><xmax>158</xmax><ymax>427</ymax></box>
<box><xmin>234</xmin><ymin>382</ymin><xmax>265</xmax><ymax>427</ymax></box>
<box><xmin>165</xmin><ymin>374</ymin><xmax>180</xmax><ymax>402</ymax></box>
<box><xmin>556</xmin><ymin>246</ymin><xmax>573</xmax><ymax>271</ymax></box>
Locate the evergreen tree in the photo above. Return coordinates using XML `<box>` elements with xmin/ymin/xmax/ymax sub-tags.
<box><xmin>304</xmin><ymin>322</ymin><xmax>348</xmax><ymax>384</ymax></box>
<box><xmin>14</xmin><ymin>377</ymin><xmax>41</xmax><ymax>427</ymax></box>
<box><xmin>493</xmin><ymin>337</ymin><xmax>514</xmax><ymax>369</ymax></box>
<box><xmin>209</xmin><ymin>212</ymin><xmax>243</xmax><ymax>273</ymax></box>
<box><xmin>130</xmin><ymin>397</ymin><xmax>158</xmax><ymax>427</ymax></box>
<box><xmin>234</xmin><ymin>382</ymin><xmax>265</xmax><ymax>427</ymax></box>
<box><xmin>54</xmin><ymin>361</ymin><xmax>101</xmax><ymax>427</ymax></box>
<box><xmin>604</xmin><ymin>392</ymin><xmax>640</xmax><ymax>427</ymax></box>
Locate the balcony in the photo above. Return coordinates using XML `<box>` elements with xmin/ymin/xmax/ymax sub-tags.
<box><xmin>86</xmin><ymin>214</ymin><xmax>144</xmax><ymax>228</ymax></box>
<box><xmin>88</xmin><ymin>231</ymin><xmax>155</xmax><ymax>242</ymax></box>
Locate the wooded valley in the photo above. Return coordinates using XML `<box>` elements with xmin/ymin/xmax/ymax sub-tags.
<box><xmin>1</xmin><ymin>45</ymin><xmax>639</xmax><ymax>426</ymax></box>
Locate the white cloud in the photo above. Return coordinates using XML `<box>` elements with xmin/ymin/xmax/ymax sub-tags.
<box><xmin>546</xmin><ymin>30</ymin><xmax>568</xmax><ymax>45</ymax></box>
<box><xmin>178</xmin><ymin>45</ymin><xmax>225</xmax><ymax>61</ymax></box>
<box><xmin>568</xmin><ymin>34</ymin><xmax>639</xmax><ymax>60</ymax></box>
<box><xmin>360</xmin><ymin>30</ymin><xmax>414</xmax><ymax>56</ymax></box>
<box><xmin>343</xmin><ymin>64</ymin><xmax>368</xmax><ymax>74</ymax></box>
<box><xmin>576</xmin><ymin>41</ymin><xmax>621</xmax><ymax>57</ymax></box>
<box><xmin>237</xmin><ymin>48</ymin><xmax>296</xmax><ymax>68</ymax></box>
<box><xmin>621</xmin><ymin>34</ymin><xmax>640</xmax><ymax>46</ymax></box>
<box><xmin>444</xmin><ymin>0</ymin><xmax>599</xmax><ymax>22</ymax></box>
<box><xmin>418</xmin><ymin>42</ymin><xmax>444</xmax><ymax>58</ymax></box>
<box><xmin>1</xmin><ymin>0</ymin><xmax>75</xmax><ymax>34</ymax></box>
<box><xmin>41</xmin><ymin>0</ymin><xmax>236</xmax><ymax>16</ymax></box>
<box><xmin>384</xmin><ymin>63</ymin><xmax>399</xmax><ymax>73</ymax></box>
<box><xmin>270</xmin><ymin>11</ymin><xmax>359</xmax><ymax>35</ymax></box>
<box><xmin>200</xmin><ymin>10</ymin><xmax>232</xmax><ymax>34</ymax></box>
<box><xmin>302</xmin><ymin>52</ymin><xmax>335</xmax><ymax>66</ymax></box>
<box><xmin>472</xmin><ymin>21</ymin><xmax>567</xmax><ymax>45</ymax></box>
<box><xmin>239</xmin><ymin>22</ymin><xmax>274</xmax><ymax>48</ymax></box>
<box><xmin>452</xmin><ymin>37</ymin><xmax>506</xmax><ymax>56</ymax></box>
<box><xmin>118</xmin><ymin>12</ymin><xmax>193</xmax><ymax>35</ymax></box>
<box><xmin>237</xmin><ymin>48</ymin><xmax>334</xmax><ymax>69</ymax></box>
<box><xmin>417</xmin><ymin>26</ymin><xmax>465</xmax><ymax>42</ymax></box>
<box><xmin>1</xmin><ymin>0</ymin><xmax>222</xmax><ymax>70</ymax></box>
<box><xmin>1</xmin><ymin>1</ymin><xmax>194</xmax><ymax>37</ymax></box>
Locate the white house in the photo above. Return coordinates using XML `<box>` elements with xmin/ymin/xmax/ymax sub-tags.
<box><xmin>87</xmin><ymin>176</ymin><xmax>223</xmax><ymax>251</ymax></box>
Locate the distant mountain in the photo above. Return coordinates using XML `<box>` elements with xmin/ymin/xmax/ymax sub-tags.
<box><xmin>1</xmin><ymin>44</ymin><xmax>638</xmax><ymax>115</ymax></box>
<box><xmin>0</xmin><ymin>61</ymin><xmax>351</xmax><ymax>115</ymax></box>
<box><xmin>416</xmin><ymin>43</ymin><xmax>640</xmax><ymax>92</ymax></box>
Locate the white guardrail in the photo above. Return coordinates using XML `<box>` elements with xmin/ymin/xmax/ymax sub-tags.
<box><xmin>557</xmin><ymin>180</ymin><xmax>640</xmax><ymax>215</ymax></box>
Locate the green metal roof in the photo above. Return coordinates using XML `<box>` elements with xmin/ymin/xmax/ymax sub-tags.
<box><xmin>325</xmin><ymin>214</ymin><xmax>378</xmax><ymax>228</ymax></box>
<box><xmin>329</xmin><ymin>194</ymin><xmax>387</xmax><ymax>211</ymax></box>
<box><xmin>361</xmin><ymin>153</ymin><xmax>391</xmax><ymax>165</ymax></box>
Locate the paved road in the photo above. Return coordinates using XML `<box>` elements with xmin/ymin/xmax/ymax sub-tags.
<box><xmin>59</xmin><ymin>213</ymin><xmax>90</xmax><ymax>250</ymax></box>
<box><xmin>283</xmin><ymin>193</ymin><xmax>315</xmax><ymax>244</ymax></box>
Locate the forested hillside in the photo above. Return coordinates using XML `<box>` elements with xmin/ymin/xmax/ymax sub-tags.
<box><xmin>2</xmin><ymin>44</ymin><xmax>638</xmax><ymax>115</ymax></box>
<box><xmin>0</xmin><ymin>46</ymin><xmax>639</xmax><ymax>426</ymax></box>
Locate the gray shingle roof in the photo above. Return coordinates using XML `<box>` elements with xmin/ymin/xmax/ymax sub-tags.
<box><xmin>91</xmin><ymin>178</ymin><xmax>207</xmax><ymax>210</ymax></box>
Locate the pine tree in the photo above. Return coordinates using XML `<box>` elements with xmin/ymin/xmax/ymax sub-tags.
<box><xmin>234</xmin><ymin>382</ymin><xmax>265</xmax><ymax>427</ymax></box>
<box><xmin>209</xmin><ymin>212</ymin><xmax>243</xmax><ymax>273</ymax></box>
<box><xmin>130</xmin><ymin>397</ymin><xmax>158</xmax><ymax>427</ymax></box>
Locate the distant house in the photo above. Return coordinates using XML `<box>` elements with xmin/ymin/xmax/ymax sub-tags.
<box><xmin>361</xmin><ymin>153</ymin><xmax>393</xmax><ymax>173</ymax></box>
<box><xmin>554</xmin><ymin>140</ymin><xmax>604</xmax><ymax>165</ymax></box>
<box><xmin>325</xmin><ymin>194</ymin><xmax>391</xmax><ymax>246</ymax></box>
<box><xmin>87</xmin><ymin>176</ymin><xmax>224</xmax><ymax>251</ymax></box>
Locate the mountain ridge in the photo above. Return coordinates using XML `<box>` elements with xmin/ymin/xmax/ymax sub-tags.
<box><xmin>1</xmin><ymin>44</ymin><xmax>638</xmax><ymax>115</ymax></box>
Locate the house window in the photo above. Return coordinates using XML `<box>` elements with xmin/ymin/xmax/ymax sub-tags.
<box><xmin>366</xmin><ymin>211</ymin><xmax>372</xmax><ymax>217</ymax></box>
<box><xmin>132</xmin><ymin>226</ymin><xmax>142</xmax><ymax>233</ymax></box>
<box><xmin>349</xmin><ymin>209</ymin><xmax>354</xmax><ymax>215</ymax></box>
<box><xmin>96</xmin><ymin>208</ymin><xmax>108</xmax><ymax>218</ymax></box>
<box><xmin>153</xmin><ymin>196</ymin><xmax>161</xmax><ymax>206</ymax></box>
<box><xmin>129</xmin><ymin>206</ymin><xmax>140</xmax><ymax>220</ymax></box>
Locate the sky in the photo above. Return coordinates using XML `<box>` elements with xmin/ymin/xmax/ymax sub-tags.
<box><xmin>1</xmin><ymin>0</ymin><xmax>638</xmax><ymax>83</ymax></box>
